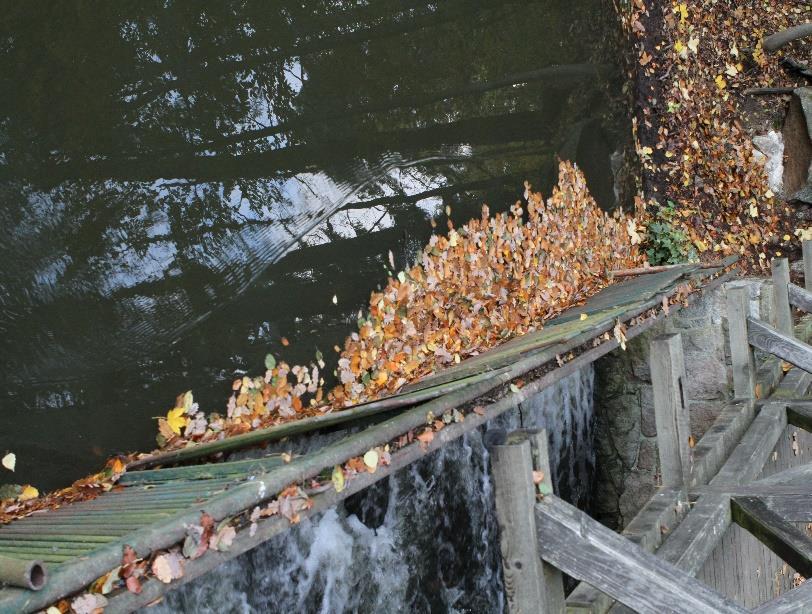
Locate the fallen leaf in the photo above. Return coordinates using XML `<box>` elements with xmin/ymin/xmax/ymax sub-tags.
<box><xmin>71</xmin><ymin>593</ymin><xmax>108</xmax><ymax>614</ymax></box>
<box><xmin>18</xmin><ymin>485</ymin><xmax>38</xmax><ymax>501</ymax></box>
<box><xmin>363</xmin><ymin>449</ymin><xmax>379</xmax><ymax>472</ymax></box>
<box><xmin>152</xmin><ymin>552</ymin><xmax>184</xmax><ymax>584</ymax></box>
<box><xmin>328</xmin><ymin>466</ymin><xmax>346</xmax><ymax>496</ymax></box>
<box><xmin>1</xmin><ymin>453</ymin><xmax>15</xmax><ymax>472</ymax></box>
<box><xmin>165</xmin><ymin>407</ymin><xmax>187</xmax><ymax>436</ymax></box>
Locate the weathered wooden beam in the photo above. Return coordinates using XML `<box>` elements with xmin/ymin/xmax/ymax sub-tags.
<box><xmin>727</xmin><ymin>286</ymin><xmax>757</xmax><ymax>399</ymax></box>
<box><xmin>789</xmin><ymin>283</ymin><xmax>812</xmax><ymax>315</ymax></box>
<box><xmin>804</xmin><ymin>240</ymin><xmax>812</xmax><ymax>293</ymax></box>
<box><xmin>731</xmin><ymin>496</ymin><xmax>812</xmax><ymax>577</ymax></box>
<box><xmin>534</xmin><ymin>496</ymin><xmax>746</xmax><ymax>613</ymax></box>
<box><xmin>711</xmin><ymin>402</ymin><xmax>787</xmax><ymax>487</ymax></box>
<box><xmin>748</xmin><ymin>317</ymin><xmax>812</xmax><ymax>374</ymax></box>
<box><xmin>489</xmin><ymin>435</ymin><xmax>556</xmax><ymax>614</ymax></box>
<box><xmin>772</xmin><ymin>258</ymin><xmax>794</xmax><ymax>336</ymax></box>
<box><xmin>787</xmin><ymin>404</ymin><xmax>812</xmax><ymax>432</ymax></box>
<box><xmin>752</xmin><ymin>463</ymin><xmax>812</xmax><ymax>487</ymax></box>
<box><xmin>751</xmin><ymin>579</ymin><xmax>812</xmax><ymax>614</ymax></box>
<box><xmin>524</xmin><ymin>430</ymin><xmax>566</xmax><ymax>613</ymax></box>
<box><xmin>650</xmin><ymin>334</ymin><xmax>692</xmax><ymax>487</ymax></box>
<box><xmin>761</xmin><ymin>495</ymin><xmax>812</xmax><ymax>522</ymax></box>
<box><xmin>565</xmin><ymin>487</ymin><xmax>688</xmax><ymax>613</ymax></box>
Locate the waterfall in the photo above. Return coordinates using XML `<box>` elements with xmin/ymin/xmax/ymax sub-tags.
<box><xmin>149</xmin><ymin>366</ymin><xmax>595</xmax><ymax>613</ymax></box>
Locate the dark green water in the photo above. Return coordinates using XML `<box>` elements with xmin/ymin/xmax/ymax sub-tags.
<box><xmin>0</xmin><ymin>1</ymin><xmax>629</xmax><ymax>491</ymax></box>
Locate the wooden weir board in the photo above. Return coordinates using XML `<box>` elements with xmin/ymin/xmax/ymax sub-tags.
<box><xmin>0</xmin><ymin>268</ymin><xmax>731</xmax><ymax>611</ymax></box>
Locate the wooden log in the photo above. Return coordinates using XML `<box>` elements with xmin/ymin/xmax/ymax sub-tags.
<box><xmin>804</xmin><ymin>241</ymin><xmax>812</xmax><ymax>293</ymax></box>
<box><xmin>789</xmin><ymin>283</ymin><xmax>812</xmax><ymax>315</ymax></box>
<box><xmin>731</xmin><ymin>496</ymin><xmax>812</xmax><ymax>577</ymax></box>
<box><xmin>751</xmin><ymin>579</ymin><xmax>812</xmax><ymax>614</ymax></box>
<box><xmin>751</xmin><ymin>463</ymin><xmax>812</xmax><ymax>487</ymax></box>
<box><xmin>772</xmin><ymin>258</ymin><xmax>794</xmax><ymax>336</ymax></box>
<box><xmin>742</xmin><ymin>87</ymin><xmax>796</xmax><ymax>96</ymax></box>
<box><xmin>489</xmin><ymin>437</ymin><xmax>550</xmax><ymax>614</ymax></box>
<box><xmin>650</xmin><ymin>334</ymin><xmax>692</xmax><ymax>487</ymax></box>
<box><xmin>608</xmin><ymin>257</ymin><xmax>737</xmax><ymax>278</ymax></box>
<box><xmin>727</xmin><ymin>286</ymin><xmax>757</xmax><ymax>399</ymax></box>
<box><xmin>748</xmin><ymin>317</ymin><xmax>812</xmax><ymax>374</ymax></box>
<box><xmin>763</xmin><ymin>24</ymin><xmax>812</xmax><ymax>52</ymax></box>
<box><xmin>0</xmin><ymin>555</ymin><xmax>47</xmax><ymax>591</ymax></box>
<box><xmin>534</xmin><ymin>496</ymin><xmax>745</xmax><ymax>613</ymax></box>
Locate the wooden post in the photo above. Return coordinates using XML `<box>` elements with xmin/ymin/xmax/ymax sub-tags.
<box><xmin>726</xmin><ymin>286</ymin><xmax>756</xmax><ymax>400</ymax></box>
<box><xmin>490</xmin><ymin>432</ymin><xmax>562</xmax><ymax>614</ymax></box>
<box><xmin>650</xmin><ymin>334</ymin><xmax>692</xmax><ymax>487</ymax></box>
<box><xmin>526</xmin><ymin>430</ymin><xmax>565</xmax><ymax>613</ymax></box>
<box><xmin>771</xmin><ymin>258</ymin><xmax>793</xmax><ymax>337</ymax></box>
<box><xmin>803</xmin><ymin>240</ymin><xmax>812</xmax><ymax>293</ymax></box>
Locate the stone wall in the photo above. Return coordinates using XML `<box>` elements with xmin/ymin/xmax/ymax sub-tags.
<box><xmin>592</xmin><ymin>279</ymin><xmax>774</xmax><ymax>529</ymax></box>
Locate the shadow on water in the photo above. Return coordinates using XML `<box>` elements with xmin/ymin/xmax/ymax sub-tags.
<box><xmin>0</xmin><ymin>0</ymin><xmax>630</xmax><ymax>490</ymax></box>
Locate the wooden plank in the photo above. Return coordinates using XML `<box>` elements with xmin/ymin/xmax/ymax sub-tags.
<box><xmin>490</xmin><ymin>437</ymin><xmax>549</xmax><ymax>614</ymax></box>
<box><xmin>727</xmin><ymin>286</ymin><xmax>757</xmax><ymax>399</ymax></box>
<box><xmin>804</xmin><ymin>240</ymin><xmax>812</xmax><ymax>293</ymax></box>
<box><xmin>524</xmin><ymin>430</ymin><xmax>566</xmax><ymax>613</ymax></box>
<box><xmin>534</xmin><ymin>496</ymin><xmax>746</xmax><ymax>614</ymax></box>
<box><xmin>731</xmin><ymin>497</ymin><xmax>812</xmax><ymax>577</ymax></box>
<box><xmin>650</xmin><ymin>334</ymin><xmax>692</xmax><ymax>487</ymax></box>
<box><xmin>690</xmin><ymin>400</ymin><xmax>754</xmax><ymax>489</ymax></box>
<box><xmin>789</xmin><ymin>283</ymin><xmax>812</xmax><ymax>315</ymax></box>
<box><xmin>748</xmin><ymin>317</ymin><xmax>812</xmax><ymax>375</ymax></box>
<box><xmin>711</xmin><ymin>402</ymin><xmax>787</xmax><ymax>487</ymax></box>
<box><xmin>751</xmin><ymin>463</ymin><xmax>812</xmax><ymax>487</ymax></box>
<box><xmin>655</xmin><ymin>495</ymin><xmax>732</xmax><ymax>576</ymax></box>
<box><xmin>772</xmin><ymin>258</ymin><xmax>794</xmax><ymax>336</ymax></box>
<box><xmin>566</xmin><ymin>488</ymin><xmax>689</xmax><ymax>614</ymax></box>
<box><xmin>787</xmin><ymin>404</ymin><xmax>812</xmax><ymax>432</ymax></box>
<box><xmin>751</xmin><ymin>580</ymin><xmax>812</xmax><ymax>614</ymax></box>
<box><xmin>762</xmin><ymin>495</ymin><xmax>812</xmax><ymax>522</ymax></box>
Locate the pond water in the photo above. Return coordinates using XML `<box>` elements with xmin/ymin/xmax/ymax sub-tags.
<box><xmin>0</xmin><ymin>1</ymin><xmax>629</xmax><ymax>491</ymax></box>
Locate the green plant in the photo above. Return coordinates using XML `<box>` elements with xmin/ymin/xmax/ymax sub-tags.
<box><xmin>644</xmin><ymin>202</ymin><xmax>698</xmax><ymax>265</ymax></box>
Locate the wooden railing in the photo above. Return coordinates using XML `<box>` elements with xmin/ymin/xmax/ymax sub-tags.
<box><xmin>489</xmin><ymin>247</ymin><xmax>812</xmax><ymax>613</ymax></box>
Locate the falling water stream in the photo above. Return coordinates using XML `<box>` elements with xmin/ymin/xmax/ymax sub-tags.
<box><xmin>151</xmin><ymin>367</ymin><xmax>595</xmax><ymax>613</ymax></box>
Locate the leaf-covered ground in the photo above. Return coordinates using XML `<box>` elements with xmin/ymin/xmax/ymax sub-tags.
<box><xmin>626</xmin><ymin>0</ymin><xmax>811</xmax><ymax>270</ymax></box>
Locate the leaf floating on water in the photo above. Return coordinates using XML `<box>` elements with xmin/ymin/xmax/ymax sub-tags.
<box><xmin>1</xmin><ymin>453</ymin><xmax>15</xmax><ymax>472</ymax></box>
<box><xmin>264</xmin><ymin>353</ymin><xmax>276</xmax><ymax>370</ymax></box>
<box><xmin>332</xmin><ymin>465</ymin><xmax>345</xmax><ymax>493</ymax></box>
<box><xmin>281</xmin><ymin>337</ymin><xmax>290</xmax><ymax>346</ymax></box>
<box><xmin>579</xmin><ymin>313</ymin><xmax>588</xmax><ymax>321</ymax></box>
<box><xmin>388</xmin><ymin>250</ymin><xmax>395</xmax><ymax>270</ymax></box>
<box><xmin>332</xmin><ymin>294</ymin><xmax>338</xmax><ymax>305</ymax></box>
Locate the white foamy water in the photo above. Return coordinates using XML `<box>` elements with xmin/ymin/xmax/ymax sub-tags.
<box><xmin>149</xmin><ymin>366</ymin><xmax>594</xmax><ymax>613</ymax></box>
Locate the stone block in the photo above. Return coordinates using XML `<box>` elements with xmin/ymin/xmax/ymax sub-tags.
<box><xmin>682</xmin><ymin>353</ymin><xmax>728</xmax><ymax>400</ymax></box>
<box><xmin>640</xmin><ymin>385</ymin><xmax>656</xmax><ymax>437</ymax></box>
<box><xmin>619</xmin><ymin>470</ymin><xmax>657</xmax><ymax>527</ymax></box>
<box><xmin>636</xmin><ymin>437</ymin><xmax>658</xmax><ymax>472</ymax></box>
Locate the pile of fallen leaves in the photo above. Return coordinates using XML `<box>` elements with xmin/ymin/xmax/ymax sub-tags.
<box><xmin>152</xmin><ymin>161</ymin><xmax>644</xmax><ymax>451</ymax></box>
<box><xmin>625</xmin><ymin>0</ymin><xmax>809</xmax><ymax>270</ymax></box>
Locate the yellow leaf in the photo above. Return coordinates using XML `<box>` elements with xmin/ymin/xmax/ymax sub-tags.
<box><xmin>714</xmin><ymin>75</ymin><xmax>727</xmax><ymax>90</ymax></box>
<box><xmin>1</xmin><ymin>453</ymin><xmax>15</xmax><ymax>472</ymax></box>
<box><xmin>677</xmin><ymin>3</ymin><xmax>688</xmax><ymax>24</ymax></box>
<box><xmin>580</xmin><ymin>313</ymin><xmax>588</xmax><ymax>321</ymax></box>
<box><xmin>332</xmin><ymin>465</ymin><xmax>345</xmax><ymax>493</ymax></box>
<box><xmin>18</xmin><ymin>485</ymin><xmax>38</xmax><ymax>501</ymax></box>
<box><xmin>694</xmin><ymin>238</ymin><xmax>708</xmax><ymax>252</ymax></box>
<box><xmin>166</xmin><ymin>407</ymin><xmax>187</xmax><ymax>435</ymax></box>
